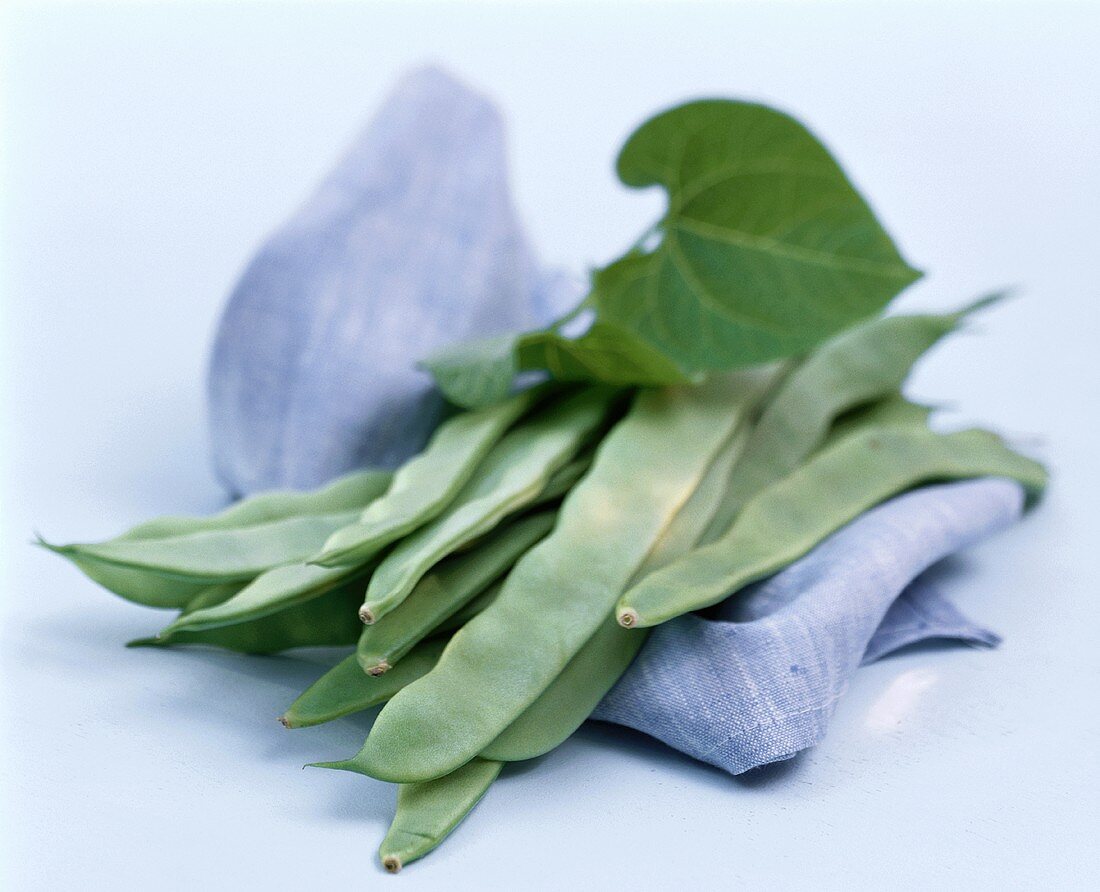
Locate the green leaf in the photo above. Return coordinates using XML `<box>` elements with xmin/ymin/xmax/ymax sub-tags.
<box><xmin>425</xmin><ymin>99</ymin><xmax>921</xmax><ymax>407</ymax></box>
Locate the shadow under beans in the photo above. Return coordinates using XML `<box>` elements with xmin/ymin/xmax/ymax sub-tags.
<box><xmin>576</xmin><ymin>720</ymin><xmax>747</xmax><ymax>786</ymax></box>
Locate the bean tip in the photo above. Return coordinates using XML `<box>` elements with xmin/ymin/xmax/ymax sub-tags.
<box><xmin>367</xmin><ymin>660</ymin><xmax>390</xmax><ymax>676</ymax></box>
<box><xmin>382</xmin><ymin>856</ymin><xmax>402</xmax><ymax>874</ymax></box>
<box><xmin>277</xmin><ymin>715</ymin><xmax>292</xmax><ymax>729</ymax></box>
<box><xmin>31</xmin><ymin>532</ymin><xmax>66</xmax><ymax>553</ymax></box>
<box><xmin>617</xmin><ymin>608</ymin><xmax>639</xmax><ymax>629</ymax></box>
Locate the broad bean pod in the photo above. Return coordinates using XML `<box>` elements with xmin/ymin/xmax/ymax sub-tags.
<box><xmin>43</xmin><ymin>468</ymin><xmax>391</xmax><ymax>608</ymax></box>
<box><xmin>617</xmin><ymin>423</ymin><xmax>1047</xmax><ymax>628</ymax></box>
<box><xmin>357</xmin><ymin>511</ymin><xmax>556</xmax><ymax>675</ymax></box>
<box><xmin>347</xmin><ymin>373</ymin><xmax>775</xmax><ymax>783</ymax></box>
<box><xmin>313</xmin><ymin>389</ymin><xmax>546</xmax><ymax>568</ymax></box>
<box><xmin>700</xmin><ymin>304</ymin><xmax>990</xmax><ymax>542</ymax></box>
<box><xmin>130</xmin><ymin>578</ymin><xmax>366</xmax><ymax>653</ymax></box>
<box><xmin>281</xmin><ymin>639</ymin><xmax>447</xmax><ymax>729</ymax></box>
<box><xmin>483</xmin><ymin>414</ymin><xmax>756</xmax><ymax>761</ymax></box>
<box><xmin>358</xmin><ymin>387</ymin><xmax>620</xmax><ymax>624</ymax></box>
<box><xmin>374</xmin><ymin>758</ymin><xmax>503</xmax><ymax>873</ymax></box>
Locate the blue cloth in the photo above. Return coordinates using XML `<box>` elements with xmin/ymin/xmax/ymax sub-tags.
<box><xmin>592</xmin><ymin>477</ymin><xmax>1020</xmax><ymax>774</ymax></box>
<box><xmin>208</xmin><ymin>67</ymin><xmax>565</xmax><ymax>495</ymax></box>
<box><xmin>207</xmin><ymin>68</ymin><xmax>1023</xmax><ymax>775</ymax></box>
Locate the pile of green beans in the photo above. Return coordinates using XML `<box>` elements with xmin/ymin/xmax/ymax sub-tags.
<box><xmin>46</xmin><ymin>303</ymin><xmax>1047</xmax><ymax>872</ymax></box>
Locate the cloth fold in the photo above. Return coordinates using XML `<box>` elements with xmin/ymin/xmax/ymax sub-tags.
<box><xmin>208</xmin><ymin>67</ymin><xmax>546</xmax><ymax>495</ymax></box>
<box><xmin>206</xmin><ymin>67</ymin><xmax>1022</xmax><ymax>776</ymax></box>
<box><xmin>592</xmin><ymin>478</ymin><xmax>1020</xmax><ymax>774</ymax></box>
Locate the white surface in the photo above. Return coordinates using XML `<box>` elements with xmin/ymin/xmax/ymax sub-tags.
<box><xmin>2</xmin><ymin>2</ymin><xmax>1098</xmax><ymax>889</ymax></box>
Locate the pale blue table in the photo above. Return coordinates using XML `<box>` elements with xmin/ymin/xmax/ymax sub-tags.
<box><xmin>2</xmin><ymin>3</ymin><xmax>1098</xmax><ymax>889</ymax></box>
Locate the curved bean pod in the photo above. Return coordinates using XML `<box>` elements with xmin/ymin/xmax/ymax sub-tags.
<box><xmin>43</xmin><ymin>510</ymin><xmax>364</xmax><ymax>583</ymax></box>
<box><xmin>481</xmin><ymin>617</ymin><xmax>644</xmax><ymax>762</ymax></box>
<box><xmin>181</xmin><ymin>581</ymin><xmax>246</xmax><ymax>613</ymax></box>
<box><xmin>358</xmin><ymin>387</ymin><xmax>620</xmax><ymax>624</ymax></box>
<box><xmin>700</xmin><ymin>305</ymin><xmax>988</xmax><ymax>542</ymax></box>
<box><xmin>128</xmin><ymin>577</ymin><xmax>366</xmax><ymax>654</ymax></box>
<box><xmin>158</xmin><ymin>561</ymin><xmax>364</xmax><ymax>635</ymax></box>
<box><xmin>41</xmin><ymin>469</ymin><xmax>392</xmax><ymax>608</ymax></box>
<box><xmin>280</xmin><ymin>639</ymin><xmax>447</xmax><ymax>729</ymax></box>
<box><xmin>60</xmin><ymin>554</ymin><xmax>211</xmax><ymax>610</ymax></box>
<box><xmin>377</xmin><ymin>759</ymin><xmax>502</xmax><ymax>873</ymax></box>
<box><xmin>827</xmin><ymin>393</ymin><xmax>934</xmax><ymax>442</ymax></box>
<box><xmin>313</xmin><ymin>389</ymin><xmax>546</xmax><ymax>568</ymax></box>
<box><xmin>617</xmin><ymin>424</ymin><xmax>1047</xmax><ymax>628</ymax></box>
<box><xmin>529</xmin><ymin>450</ymin><xmax>593</xmax><ymax>507</ymax></box>
<box><xmin>126</xmin><ymin>467</ymin><xmax>394</xmax><ymax>538</ymax></box>
<box><xmin>349</xmin><ymin>374</ymin><xmax>774</xmax><ymax>783</ymax></box>
<box><xmin>482</xmin><ymin>410</ymin><xmax>753</xmax><ymax>761</ymax></box>
<box><xmin>356</xmin><ymin>512</ymin><xmax>555</xmax><ymax>675</ymax></box>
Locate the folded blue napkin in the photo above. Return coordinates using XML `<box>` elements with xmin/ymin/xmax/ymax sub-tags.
<box><xmin>208</xmin><ymin>68</ymin><xmax>555</xmax><ymax>495</ymax></box>
<box><xmin>208</xmin><ymin>67</ymin><xmax>1020</xmax><ymax>775</ymax></box>
<box><xmin>592</xmin><ymin>477</ymin><xmax>1019</xmax><ymax>774</ymax></box>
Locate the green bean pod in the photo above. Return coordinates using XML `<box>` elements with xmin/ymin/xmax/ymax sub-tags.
<box><xmin>41</xmin><ymin>468</ymin><xmax>392</xmax><ymax>608</ymax></box>
<box><xmin>427</xmin><ymin>581</ymin><xmax>502</xmax><ymax>637</ymax></box>
<box><xmin>481</xmin><ymin>617</ymin><xmax>644</xmax><ymax>762</ymax></box>
<box><xmin>358</xmin><ymin>387</ymin><xmax>620</xmax><ymax>624</ymax></box>
<box><xmin>127</xmin><ymin>467</ymin><xmax>394</xmax><ymax>536</ymax></box>
<box><xmin>617</xmin><ymin>423</ymin><xmax>1047</xmax><ymax>628</ymax></box>
<box><xmin>356</xmin><ymin>512</ymin><xmax>556</xmax><ymax>675</ymax></box>
<box><xmin>280</xmin><ymin>640</ymin><xmax>447</xmax><ymax>729</ymax></box>
<box><xmin>346</xmin><ymin>374</ymin><xmax>775</xmax><ymax>783</ymax></box>
<box><xmin>381</xmin><ymin>759</ymin><xmax>503</xmax><ymax>873</ymax></box>
<box><xmin>158</xmin><ymin>561</ymin><xmax>366</xmax><ymax>635</ymax></box>
<box><xmin>180</xmin><ymin>580</ymin><xmax>246</xmax><ymax>613</ymax></box>
<box><xmin>128</xmin><ymin>577</ymin><xmax>366</xmax><ymax>654</ymax></box>
<box><xmin>42</xmin><ymin>510</ymin><xmax>364</xmax><ymax>583</ymax></box>
<box><xmin>62</xmin><ymin>554</ymin><xmax>212</xmax><ymax>611</ymax></box>
<box><xmin>827</xmin><ymin>393</ymin><xmax>934</xmax><ymax>440</ymax></box>
<box><xmin>529</xmin><ymin>450</ymin><xmax>594</xmax><ymax>507</ymax></box>
<box><xmin>313</xmin><ymin>389</ymin><xmax>547</xmax><ymax>568</ymax></box>
<box><xmin>482</xmin><ymin>404</ymin><xmax>754</xmax><ymax>761</ymax></box>
<box><xmin>700</xmin><ymin>303</ymin><xmax>991</xmax><ymax>543</ymax></box>
<box><xmin>479</xmin><ymin>397</ymin><xmax>936</xmax><ymax>762</ymax></box>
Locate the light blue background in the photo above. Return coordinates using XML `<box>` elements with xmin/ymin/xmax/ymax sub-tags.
<box><xmin>2</xmin><ymin>2</ymin><xmax>1098</xmax><ymax>889</ymax></box>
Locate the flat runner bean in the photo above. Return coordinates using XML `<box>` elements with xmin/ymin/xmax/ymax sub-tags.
<box><xmin>700</xmin><ymin>305</ymin><xmax>986</xmax><ymax>542</ymax></box>
<box><xmin>43</xmin><ymin>469</ymin><xmax>392</xmax><ymax>607</ymax></box>
<box><xmin>358</xmin><ymin>387</ymin><xmax>619</xmax><ymax>624</ymax></box>
<box><xmin>345</xmin><ymin>373</ymin><xmax>775</xmax><ymax>783</ymax></box>
<box><xmin>313</xmin><ymin>389</ymin><xmax>546</xmax><ymax>568</ymax></box>
<box><xmin>826</xmin><ymin>394</ymin><xmax>934</xmax><ymax>442</ymax></box>
<box><xmin>617</xmin><ymin>423</ymin><xmax>1046</xmax><ymax>628</ymax></box>
<box><xmin>376</xmin><ymin>758</ymin><xmax>503</xmax><ymax>873</ymax></box>
<box><xmin>427</xmin><ymin>581</ymin><xmax>502</xmax><ymax>637</ymax></box>
<box><xmin>528</xmin><ymin>451</ymin><xmax>594</xmax><ymax>507</ymax></box>
<box><xmin>44</xmin><ymin>511</ymin><xmax>364</xmax><ymax>583</ymax></box>
<box><xmin>357</xmin><ymin>512</ymin><xmax>555</xmax><ymax>674</ymax></box>
<box><xmin>482</xmin><ymin>407</ymin><xmax>755</xmax><ymax>762</ymax></box>
<box><xmin>160</xmin><ymin>561</ymin><xmax>367</xmax><ymax>635</ymax></box>
<box><xmin>129</xmin><ymin>577</ymin><xmax>366</xmax><ymax>653</ymax></box>
<box><xmin>280</xmin><ymin>639</ymin><xmax>447</xmax><ymax>729</ymax></box>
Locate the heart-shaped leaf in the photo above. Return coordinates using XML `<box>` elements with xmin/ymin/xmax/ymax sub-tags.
<box><xmin>426</xmin><ymin>99</ymin><xmax>920</xmax><ymax>408</ymax></box>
